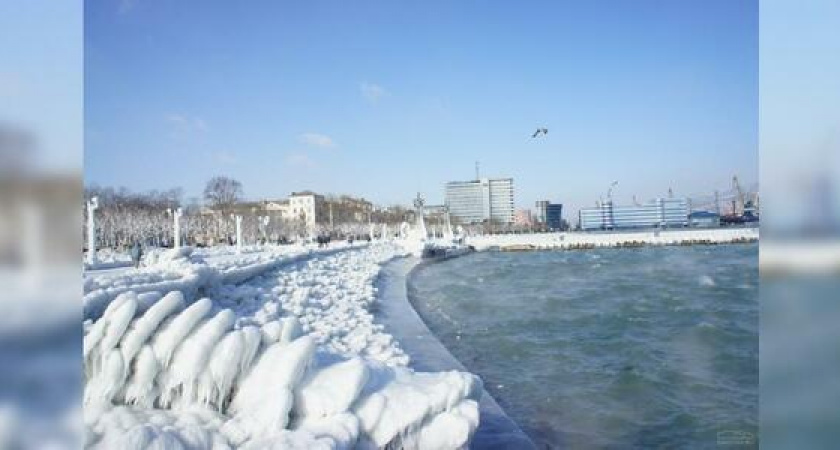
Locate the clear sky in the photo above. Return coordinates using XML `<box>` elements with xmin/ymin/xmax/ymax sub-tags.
<box><xmin>85</xmin><ymin>0</ymin><xmax>757</xmax><ymax>216</ymax></box>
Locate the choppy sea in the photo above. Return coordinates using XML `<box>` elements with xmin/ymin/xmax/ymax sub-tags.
<box><xmin>409</xmin><ymin>244</ymin><xmax>758</xmax><ymax>449</ymax></box>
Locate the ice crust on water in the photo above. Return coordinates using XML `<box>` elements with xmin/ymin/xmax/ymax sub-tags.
<box><xmin>84</xmin><ymin>242</ymin><xmax>483</xmax><ymax>449</ymax></box>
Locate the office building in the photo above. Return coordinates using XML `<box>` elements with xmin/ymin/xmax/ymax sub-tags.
<box><xmin>535</xmin><ymin>200</ymin><xmax>549</xmax><ymax>224</ymax></box>
<box><xmin>545</xmin><ymin>203</ymin><xmax>564</xmax><ymax>230</ymax></box>
<box><xmin>445</xmin><ymin>178</ymin><xmax>515</xmax><ymax>224</ymax></box>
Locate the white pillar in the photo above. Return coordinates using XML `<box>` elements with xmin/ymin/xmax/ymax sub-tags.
<box><xmin>381</xmin><ymin>223</ymin><xmax>388</xmax><ymax>241</ymax></box>
<box><xmin>86</xmin><ymin>197</ymin><xmax>99</xmax><ymax>266</ymax></box>
<box><xmin>413</xmin><ymin>194</ymin><xmax>427</xmax><ymax>241</ymax></box>
<box><xmin>261</xmin><ymin>216</ymin><xmax>270</xmax><ymax>244</ymax></box>
<box><xmin>172</xmin><ymin>207</ymin><xmax>183</xmax><ymax>250</ymax></box>
<box><xmin>235</xmin><ymin>215</ymin><xmax>243</xmax><ymax>254</ymax></box>
<box><xmin>444</xmin><ymin>209</ymin><xmax>453</xmax><ymax>240</ymax></box>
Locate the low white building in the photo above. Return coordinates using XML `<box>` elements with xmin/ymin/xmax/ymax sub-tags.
<box><xmin>288</xmin><ymin>191</ymin><xmax>327</xmax><ymax>230</ymax></box>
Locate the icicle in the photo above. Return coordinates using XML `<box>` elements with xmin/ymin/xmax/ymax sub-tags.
<box><xmin>121</xmin><ymin>291</ymin><xmax>185</xmax><ymax>364</ymax></box>
<box><xmin>151</xmin><ymin>297</ymin><xmax>212</xmax><ymax>369</ymax></box>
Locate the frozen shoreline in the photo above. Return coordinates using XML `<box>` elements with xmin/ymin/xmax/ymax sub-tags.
<box><xmin>83</xmin><ymin>243</ymin><xmax>485</xmax><ymax>449</ymax></box>
<box><xmin>375</xmin><ymin>256</ymin><xmax>536</xmax><ymax>449</ymax></box>
<box><xmin>467</xmin><ymin>227</ymin><xmax>758</xmax><ymax>251</ymax></box>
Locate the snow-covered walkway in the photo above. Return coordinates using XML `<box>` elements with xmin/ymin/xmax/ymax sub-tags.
<box><xmin>83</xmin><ymin>242</ymin><xmax>484</xmax><ymax>449</ymax></box>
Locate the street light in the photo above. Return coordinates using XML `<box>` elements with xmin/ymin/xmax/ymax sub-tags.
<box><xmin>167</xmin><ymin>207</ymin><xmax>183</xmax><ymax>249</ymax></box>
<box><xmin>86</xmin><ymin>197</ymin><xmax>99</xmax><ymax>265</ymax></box>
<box><xmin>258</xmin><ymin>215</ymin><xmax>270</xmax><ymax>244</ymax></box>
<box><xmin>607</xmin><ymin>181</ymin><xmax>618</xmax><ymax>202</ymax></box>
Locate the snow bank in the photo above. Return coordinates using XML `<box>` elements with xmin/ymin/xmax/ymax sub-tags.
<box><xmin>214</xmin><ymin>243</ymin><xmax>410</xmax><ymax>365</ymax></box>
<box><xmin>84</xmin><ymin>243</ymin><xmax>483</xmax><ymax>449</ymax></box>
<box><xmin>83</xmin><ymin>243</ymin><xmax>366</xmax><ymax>321</ymax></box>
<box><xmin>84</xmin><ymin>248</ymin><xmax>133</xmax><ymax>270</ymax></box>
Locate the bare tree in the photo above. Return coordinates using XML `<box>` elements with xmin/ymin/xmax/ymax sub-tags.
<box><xmin>203</xmin><ymin>176</ymin><xmax>242</xmax><ymax>215</ymax></box>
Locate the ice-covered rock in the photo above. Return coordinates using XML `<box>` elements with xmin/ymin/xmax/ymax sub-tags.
<box><xmin>84</xmin><ymin>243</ymin><xmax>483</xmax><ymax>449</ymax></box>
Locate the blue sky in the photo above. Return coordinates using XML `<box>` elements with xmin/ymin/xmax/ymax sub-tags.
<box><xmin>85</xmin><ymin>0</ymin><xmax>757</xmax><ymax>215</ymax></box>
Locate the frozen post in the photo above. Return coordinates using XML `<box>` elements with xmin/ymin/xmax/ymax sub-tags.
<box><xmin>86</xmin><ymin>196</ymin><xmax>99</xmax><ymax>266</ymax></box>
<box><xmin>381</xmin><ymin>223</ymin><xmax>388</xmax><ymax>241</ymax></box>
<box><xmin>444</xmin><ymin>204</ymin><xmax>454</xmax><ymax>240</ymax></box>
<box><xmin>369</xmin><ymin>222</ymin><xmax>376</xmax><ymax>240</ymax></box>
<box><xmin>169</xmin><ymin>207</ymin><xmax>183</xmax><ymax>250</ymax></box>
<box><xmin>413</xmin><ymin>193</ymin><xmax>427</xmax><ymax>240</ymax></box>
<box><xmin>232</xmin><ymin>214</ymin><xmax>243</xmax><ymax>254</ymax></box>
<box><xmin>260</xmin><ymin>215</ymin><xmax>270</xmax><ymax>244</ymax></box>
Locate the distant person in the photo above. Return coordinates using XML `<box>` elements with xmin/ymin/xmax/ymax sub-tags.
<box><xmin>130</xmin><ymin>240</ymin><xmax>143</xmax><ymax>268</ymax></box>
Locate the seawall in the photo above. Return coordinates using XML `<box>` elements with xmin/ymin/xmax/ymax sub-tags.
<box><xmin>468</xmin><ymin>227</ymin><xmax>758</xmax><ymax>252</ymax></box>
<box><xmin>376</xmin><ymin>256</ymin><xmax>537</xmax><ymax>450</ymax></box>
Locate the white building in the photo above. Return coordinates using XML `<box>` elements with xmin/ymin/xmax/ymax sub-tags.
<box><xmin>534</xmin><ymin>200</ymin><xmax>549</xmax><ymax>224</ymax></box>
<box><xmin>288</xmin><ymin>191</ymin><xmax>327</xmax><ymax>230</ymax></box>
<box><xmin>579</xmin><ymin>198</ymin><xmax>689</xmax><ymax>231</ymax></box>
<box><xmin>445</xmin><ymin>177</ymin><xmax>515</xmax><ymax>224</ymax></box>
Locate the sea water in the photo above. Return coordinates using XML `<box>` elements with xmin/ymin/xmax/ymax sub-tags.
<box><xmin>408</xmin><ymin>244</ymin><xmax>758</xmax><ymax>449</ymax></box>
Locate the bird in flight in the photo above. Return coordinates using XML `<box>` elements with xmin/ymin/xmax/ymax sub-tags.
<box><xmin>532</xmin><ymin>128</ymin><xmax>548</xmax><ymax>138</ymax></box>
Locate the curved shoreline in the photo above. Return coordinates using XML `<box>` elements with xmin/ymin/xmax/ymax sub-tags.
<box><xmin>376</xmin><ymin>255</ymin><xmax>536</xmax><ymax>450</ymax></box>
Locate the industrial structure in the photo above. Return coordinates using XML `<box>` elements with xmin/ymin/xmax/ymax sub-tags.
<box><xmin>445</xmin><ymin>177</ymin><xmax>515</xmax><ymax>224</ymax></box>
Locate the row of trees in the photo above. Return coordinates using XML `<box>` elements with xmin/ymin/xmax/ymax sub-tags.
<box><xmin>83</xmin><ymin>176</ymin><xmax>416</xmax><ymax>250</ymax></box>
<box><xmin>83</xmin><ymin>175</ymin><xmax>566</xmax><ymax>250</ymax></box>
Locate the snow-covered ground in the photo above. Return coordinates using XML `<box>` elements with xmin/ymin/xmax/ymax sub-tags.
<box><xmin>84</xmin><ymin>248</ymin><xmax>134</xmax><ymax>270</ymax></box>
<box><xmin>467</xmin><ymin>227</ymin><xmax>759</xmax><ymax>251</ymax></box>
<box><xmin>83</xmin><ymin>241</ymin><xmax>483</xmax><ymax>449</ymax></box>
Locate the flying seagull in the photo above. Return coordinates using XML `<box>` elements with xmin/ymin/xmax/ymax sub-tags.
<box><xmin>532</xmin><ymin>128</ymin><xmax>548</xmax><ymax>138</ymax></box>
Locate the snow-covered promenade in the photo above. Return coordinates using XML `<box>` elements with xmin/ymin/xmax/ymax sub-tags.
<box><xmin>467</xmin><ymin>227</ymin><xmax>758</xmax><ymax>251</ymax></box>
<box><xmin>83</xmin><ymin>242</ymin><xmax>484</xmax><ymax>449</ymax></box>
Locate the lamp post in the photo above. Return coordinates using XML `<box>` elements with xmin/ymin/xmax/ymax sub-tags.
<box><xmin>259</xmin><ymin>215</ymin><xmax>270</xmax><ymax>244</ymax></box>
<box><xmin>606</xmin><ymin>181</ymin><xmax>618</xmax><ymax>230</ymax></box>
<box><xmin>607</xmin><ymin>181</ymin><xmax>618</xmax><ymax>202</ymax></box>
<box><xmin>413</xmin><ymin>193</ymin><xmax>427</xmax><ymax>240</ymax></box>
<box><xmin>86</xmin><ymin>197</ymin><xmax>99</xmax><ymax>265</ymax></box>
<box><xmin>231</xmin><ymin>214</ymin><xmax>243</xmax><ymax>253</ymax></box>
<box><xmin>168</xmin><ymin>207</ymin><xmax>183</xmax><ymax>250</ymax></box>
<box><xmin>443</xmin><ymin>204</ymin><xmax>454</xmax><ymax>240</ymax></box>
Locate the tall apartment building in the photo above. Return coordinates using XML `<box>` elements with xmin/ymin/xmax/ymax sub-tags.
<box><xmin>445</xmin><ymin>177</ymin><xmax>515</xmax><ymax>224</ymax></box>
<box><xmin>534</xmin><ymin>200</ymin><xmax>549</xmax><ymax>224</ymax></box>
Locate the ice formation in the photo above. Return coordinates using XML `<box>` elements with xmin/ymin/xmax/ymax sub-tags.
<box><xmin>84</xmin><ymin>242</ymin><xmax>483</xmax><ymax>449</ymax></box>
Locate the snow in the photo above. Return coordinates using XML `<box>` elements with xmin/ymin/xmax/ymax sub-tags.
<box><xmin>83</xmin><ymin>242</ymin><xmax>365</xmax><ymax>321</ymax></box>
<box><xmin>467</xmin><ymin>227</ymin><xmax>759</xmax><ymax>251</ymax></box>
<box><xmin>83</xmin><ymin>242</ymin><xmax>483</xmax><ymax>449</ymax></box>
